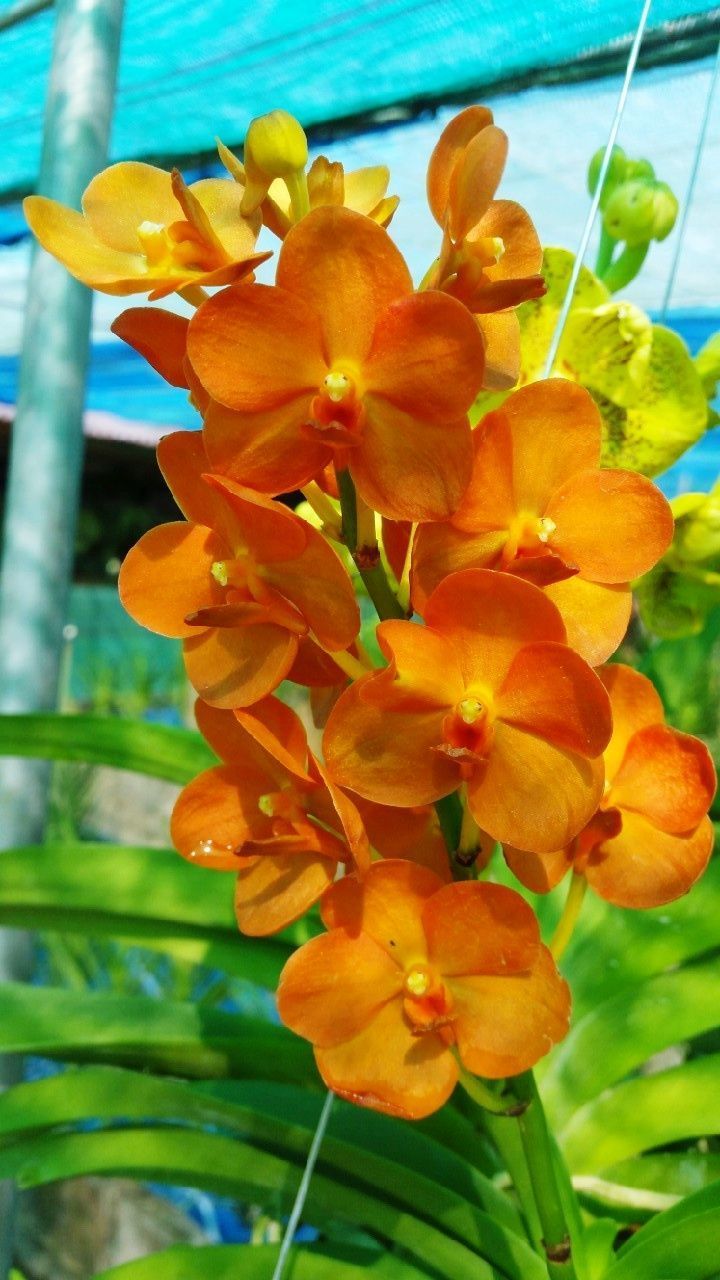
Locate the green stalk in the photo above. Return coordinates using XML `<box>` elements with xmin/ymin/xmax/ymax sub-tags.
<box><xmin>512</xmin><ymin>1072</ymin><xmax>577</xmax><ymax>1278</ymax></box>
<box><xmin>360</xmin><ymin>561</ymin><xmax>407</xmax><ymax>620</ymax></box>
<box><xmin>336</xmin><ymin>469</ymin><xmax>405</xmax><ymax>620</ymax></box>
<box><xmin>481</xmin><ymin>1111</ymin><xmax>544</xmax><ymax>1250</ymax></box>
<box><xmin>601</xmin><ymin>241</ymin><xmax>649</xmax><ymax>292</ymax></box>
<box><xmin>550</xmin><ymin>872</ymin><xmax>587</xmax><ymax>962</ymax></box>
<box><xmin>594</xmin><ymin>225</ymin><xmax>615</xmax><ymax>278</ymax></box>
<box><xmin>336</xmin><ymin>467</ymin><xmax>357</xmax><ymax>550</ymax></box>
<box><xmin>434</xmin><ymin>791</ymin><xmax>463</xmax><ymax>858</ymax></box>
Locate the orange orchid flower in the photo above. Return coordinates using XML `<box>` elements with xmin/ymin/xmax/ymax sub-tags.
<box><xmin>171</xmin><ymin>698</ymin><xmax>369</xmax><ymax>935</ymax></box>
<box><xmin>323</xmin><ymin>569</ymin><xmax>612</xmax><ymax>853</ymax></box>
<box><xmin>219</xmin><ymin>137</ymin><xmax>398</xmax><ymax>238</ymax></box>
<box><xmin>24</xmin><ymin>163</ymin><xmax>268</xmax><ymax>300</ymax></box>
<box><xmin>118</xmin><ymin>431</ymin><xmax>359</xmax><ymax>707</ymax></box>
<box><xmin>352</xmin><ymin>796</ymin><xmax>452</xmax><ymax>882</ymax></box>
<box><xmin>185</xmin><ymin>205</ymin><xmax>485</xmax><ymax>519</ymax></box>
<box><xmin>277</xmin><ymin>860</ymin><xmax>570</xmax><ymax>1119</ymax></box>
<box><xmin>424</xmin><ymin>106</ymin><xmax>545</xmax><ymax>390</ymax></box>
<box><xmin>505</xmin><ymin>664</ymin><xmax>716</xmax><ymax>907</ymax></box>
<box><xmin>412</xmin><ymin>380</ymin><xmax>674</xmax><ymax>665</ymax></box>
<box><xmin>111</xmin><ymin>306</ymin><xmax>190</xmax><ymax>387</ymax></box>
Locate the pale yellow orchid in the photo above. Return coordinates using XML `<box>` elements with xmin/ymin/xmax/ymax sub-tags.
<box><xmin>218</xmin><ymin>134</ymin><xmax>398</xmax><ymax>239</ymax></box>
<box><xmin>24</xmin><ymin>161</ymin><xmax>268</xmax><ymax>300</ymax></box>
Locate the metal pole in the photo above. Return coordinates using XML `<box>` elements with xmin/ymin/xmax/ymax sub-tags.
<box><xmin>0</xmin><ymin>0</ymin><xmax>125</xmax><ymax>836</ymax></box>
<box><xmin>0</xmin><ymin>0</ymin><xmax>124</xmax><ymax>1270</ymax></box>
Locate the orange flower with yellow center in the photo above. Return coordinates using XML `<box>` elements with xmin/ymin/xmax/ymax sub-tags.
<box><xmin>24</xmin><ymin>163</ymin><xmax>267</xmax><ymax>299</ymax></box>
<box><xmin>505</xmin><ymin>664</ymin><xmax>716</xmax><ymax>907</ymax></box>
<box><xmin>185</xmin><ymin>205</ymin><xmax>485</xmax><ymax>519</ymax></box>
<box><xmin>323</xmin><ymin>569</ymin><xmax>612</xmax><ymax>853</ymax></box>
<box><xmin>118</xmin><ymin>431</ymin><xmax>359</xmax><ymax>707</ymax></box>
<box><xmin>172</xmin><ymin>698</ymin><xmax>370</xmax><ymax>936</ymax></box>
<box><xmin>412</xmin><ymin>380</ymin><xmax>674</xmax><ymax>665</ymax></box>
<box><xmin>278</xmin><ymin>860</ymin><xmax>570</xmax><ymax>1119</ymax></box>
<box><xmin>424</xmin><ymin>106</ymin><xmax>546</xmax><ymax>389</ymax></box>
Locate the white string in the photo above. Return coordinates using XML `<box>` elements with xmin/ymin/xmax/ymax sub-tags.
<box><xmin>542</xmin><ymin>0</ymin><xmax>654</xmax><ymax>378</ymax></box>
<box><xmin>659</xmin><ymin>39</ymin><xmax>720</xmax><ymax>322</ymax></box>
<box><xmin>271</xmin><ymin>1089</ymin><xmax>335</xmax><ymax>1280</ymax></box>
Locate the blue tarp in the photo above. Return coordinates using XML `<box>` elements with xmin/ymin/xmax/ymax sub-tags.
<box><xmin>0</xmin><ymin>0</ymin><xmax>715</xmax><ymax>199</ymax></box>
<box><xmin>0</xmin><ymin>3</ymin><xmax>717</xmax><ymax>493</ymax></box>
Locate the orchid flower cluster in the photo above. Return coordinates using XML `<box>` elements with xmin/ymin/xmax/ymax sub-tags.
<box><xmin>26</xmin><ymin>106</ymin><xmax>716</xmax><ymax>1123</ymax></box>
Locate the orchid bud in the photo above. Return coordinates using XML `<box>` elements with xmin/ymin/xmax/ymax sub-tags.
<box><xmin>241</xmin><ymin>109</ymin><xmax>309</xmax><ymax>215</ymax></box>
<box><xmin>603</xmin><ymin>178</ymin><xmax>678</xmax><ymax>247</ymax></box>
<box><xmin>587</xmin><ymin>145</ymin><xmax>628</xmax><ymax>205</ymax></box>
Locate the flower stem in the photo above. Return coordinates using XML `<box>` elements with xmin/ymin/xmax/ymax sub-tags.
<box><xmin>458</xmin><ymin>787</ymin><xmax>481</xmax><ymax>857</ymax></box>
<box><xmin>601</xmin><ymin>241</ymin><xmax>649</xmax><ymax>292</ymax></box>
<box><xmin>355</xmin><ymin>494</ymin><xmax>378</xmax><ymax>557</ymax></box>
<box><xmin>285</xmin><ymin>168</ymin><xmax>311</xmax><ymax>222</ymax></box>
<box><xmin>178</xmin><ymin>284</ymin><xmax>209</xmax><ymax>307</ymax></box>
<box><xmin>326</xmin><ymin>647</ymin><xmax>370</xmax><ymax>683</ymax></box>
<box><xmin>434</xmin><ymin>791</ymin><xmax>463</xmax><ymax>856</ymax></box>
<box><xmin>458</xmin><ymin>1067</ymin><xmax>516</xmax><ymax>1115</ymax></box>
<box><xmin>512</xmin><ymin>1071</ymin><xmax>577</xmax><ymax>1278</ymax></box>
<box><xmin>301</xmin><ymin>482</ymin><xmax>342</xmax><ymax>539</ymax></box>
<box><xmin>550</xmin><ymin>872</ymin><xmax>587</xmax><ymax>962</ymax></box>
<box><xmin>336</xmin><ymin>466</ymin><xmax>357</xmax><ymax>550</ymax></box>
<box><xmin>594</xmin><ymin>225</ymin><xmax>615</xmax><ymax>278</ymax></box>
<box><xmin>396</xmin><ymin>522</ymin><xmax>416</xmax><ymax>612</ymax></box>
<box><xmin>336</xmin><ymin>468</ymin><xmax>405</xmax><ymax>620</ymax></box>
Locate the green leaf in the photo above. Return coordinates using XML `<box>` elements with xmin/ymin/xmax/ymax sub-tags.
<box><xmin>0</xmin><ymin>843</ymin><xmax>289</xmax><ymax>989</ymax></box>
<box><xmin>0</xmin><ymin>981</ymin><xmax>313</xmax><ymax>1082</ymax></box>
<box><xmin>559</xmin><ymin>1057</ymin><xmax>720</xmax><ymax>1172</ymax></box>
<box><xmin>93</xmin><ymin>1242</ymin><xmax>435</xmax><ymax>1280</ymax></box>
<box><xmin>605</xmin><ymin>1183</ymin><xmax>720</xmax><ymax>1279</ymax></box>
<box><xmin>0</xmin><ymin>1128</ymin><xmax>515</xmax><ymax>1280</ymax></box>
<box><xmin>600</xmin><ymin>1152</ymin><xmax>720</xmax><ymax>1201</ymax></box>
<box><xmin>560</xmin><ymin>857</ymin><xmax>720</xmax><ymax>1019</ymax></box>
<box><xmin>583</xmin><ymin>1219</ymin><xmax>620</xmax><ymax>1280</ymax></box>
<box><xmin>0</xmin><ymin>713</ymin><xmax>214</xmax><ymax>783</ymax></box>
<box><xmin>0</xmin><ymin>1067</ymin><xmax>526</xmax><ymax>1249</ymax></box>
<box><xmin>572</xmin><ymin>1175</ymin><xmax>679</xmax><ymax>1224</ymax></box>
<box><xmin>544</xmin><ymin>960</ymin><xmax>720</xmax><ymax>1125</ymax></box>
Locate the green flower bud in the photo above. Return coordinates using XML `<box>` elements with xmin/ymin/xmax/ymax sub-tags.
<box><xmin>626</xmin><ymin>157</ymin><xmax>655</xmax><ymax>182</ymax></box>
<box><xmin>602</xmin><ymin>177</ymin><xmax>678</xmax><ymax>247</ymax></box>
<box><xmin>587</xmin><ymin>145</ymin><xmax>628</xmax><ymax>204</ymax></box>
<box><xmin>603</xmin><ymin>180</ymin><xmax>657</xmax><ymax>246</ymax></box>
<box><xmin>650</xmin><ymin>181</ymin><xmax>679</xmax><ymax>241</ymax></box>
